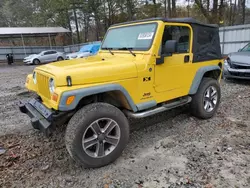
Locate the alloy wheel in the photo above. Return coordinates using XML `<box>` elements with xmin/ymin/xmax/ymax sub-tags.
<box><xmin>82</xmin><ymin>118</ymin><xmax>121</xmax><ymax>158</ymax></box>
<box><xmin>203</xmin><ymin>86</ymin><xmax>218</xmax><ymax>112</ymax></box>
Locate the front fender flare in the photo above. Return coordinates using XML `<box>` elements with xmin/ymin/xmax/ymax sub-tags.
<box><xmin>189</xmin><ymin>65</ymin><xmax>221</xmax><ymax>95</ymax></box>
<box><xmin>58</xmin><ymin>84</ymin><xmax>138</xmax><ymax>112</ymax></box>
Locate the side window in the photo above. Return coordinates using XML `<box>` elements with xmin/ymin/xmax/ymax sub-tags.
<box><xmin>161</xmin><ymin>26</ymin><xmax>190</xmax><ymax>54</ymax></box>
<box><xmin>241</xmin><ymin>43</ymin><xmax>250</xmax><ymax>52</ymax></box>
<box><xmin>44</xmin><ymin>51</ymin><xmax>56</xmax><ymax>55</ymax></box>
<box><xmin>51</xmin><ymin>51</ymin><xmax>57</xmax><ymax>54</ymax></box>
<box><xmin>44</xmin><ymin>51</ymin><xmax>51</xmax><ymax>55</ymax></box>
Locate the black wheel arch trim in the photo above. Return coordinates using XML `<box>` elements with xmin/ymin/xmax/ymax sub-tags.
<box><xmin>189</xmin><ymin>65</ymin><xmax>221</xmax><ymax>95</ymax></box>
<box><xmin>58</xmin><ymin>84</ymin><xmax>138</xmax><ymax>112</ymax></box>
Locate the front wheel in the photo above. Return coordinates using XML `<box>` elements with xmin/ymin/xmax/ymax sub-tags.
<box><xmin>190</xmin><ymin>77</ymin><xmax>221</xmax><ymax>119</ymax></box>
<box><xmin>33</xmin><ymin>59</ymin><xmax>40</xmax><ymax>65</ymax></box>
<box><xmin>65</xmin><ymin>103</ymin><xmax>130</xmax><ymax>168</ymax></box>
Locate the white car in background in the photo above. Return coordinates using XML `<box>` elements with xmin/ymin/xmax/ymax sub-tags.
<box><xmin>23</xmin><ymin>50</ymin><xmax>65</xmax><ymax>65</ymax></box>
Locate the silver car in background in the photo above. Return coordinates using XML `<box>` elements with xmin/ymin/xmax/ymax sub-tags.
<box><xmin>23</xmin><ymin>50</ymin><xmax>66</xmax><ymax>65</ymax></box>
<box><xmin>224</xmin><ymin>42</ymin><xmax>250</xmax><ymax>80</ymax></box>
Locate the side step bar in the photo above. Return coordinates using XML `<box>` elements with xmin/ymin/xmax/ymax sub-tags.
<box><xmin>124</xmin><ymin>96</ymin><xmax>192</xmax><ymax>118</ymax></box>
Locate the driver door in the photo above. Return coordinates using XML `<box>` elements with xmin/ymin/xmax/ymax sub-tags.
<box><xmin>43</xmin><ymin>51</ymin><xmax>54</xmax><ymax>62</ymax></box>
<box><xmin>154</xmin><ymin>23</ymin><xmax>193</xmax><ymax>96</ymax></box>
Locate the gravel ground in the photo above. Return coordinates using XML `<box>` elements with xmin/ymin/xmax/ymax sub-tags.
<box><xmin>0</xmin><ymin>64</ymin><xmax>249</xmax><ymax>188</ymax></box>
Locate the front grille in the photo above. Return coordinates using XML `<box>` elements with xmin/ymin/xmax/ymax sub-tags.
<box><xmin>231</xmin><ymin>64</ymin><xmax>250</xmax><ymax>69</ymax></box>
<box><xmin>37</xmin><ymin>73</ymin><xmax>51</xmax><ymax>99</ymax></box>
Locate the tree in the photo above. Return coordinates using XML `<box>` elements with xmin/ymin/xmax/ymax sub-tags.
<box><xmin>0</xmin><ymin>0</ymin><xmax>250</xmax><ymax>45</ymax></box>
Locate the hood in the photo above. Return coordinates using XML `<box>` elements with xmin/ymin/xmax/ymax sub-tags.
<box><xmin>25</xmin><ymin>54</ymin><xmax>37</xmax><ymax>59</ymax></box>
<box><xmin>229</xmin><ymin>51</ymin><xmax>250</xmax><ymax>65</ymax></box>
<box><xmin>35</xmin><ymin>55</ymin><xmax>138</xmax><ymax>86</ymax></box>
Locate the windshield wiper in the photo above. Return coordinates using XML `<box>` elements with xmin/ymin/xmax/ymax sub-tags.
<box><xmin>117</xmin><ymin>47</ymin><xmax>136</xmax><ymax>57</ymax></box>
<box><xmin>102</xmin><ymin>47</ymin><xmax>114</xmax><ymax>55</ymax></box>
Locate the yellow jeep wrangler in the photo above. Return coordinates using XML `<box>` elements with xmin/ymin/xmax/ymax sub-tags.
<box><xmin>19</xmin><ymin>17</ymin><xmax>223</xmax><ymax>168</ymax></box>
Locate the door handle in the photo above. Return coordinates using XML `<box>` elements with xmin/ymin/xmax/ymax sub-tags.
<box><xmin>184</xmin><ymin>55</ymin><xmax>190</xmax><ymax>63</ymax></box>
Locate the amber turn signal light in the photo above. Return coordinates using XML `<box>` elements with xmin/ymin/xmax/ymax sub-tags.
<box><xmin>52</xmin><ymin>93</ymin><xmax>58</xmax><ymax>102</ymax></box>
<box><xmin>66</xmin><ymin>96</ymin><xmax>75</xmax><ymax>105</ymax></box>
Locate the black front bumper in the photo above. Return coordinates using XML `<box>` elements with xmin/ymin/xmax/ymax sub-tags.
<box><xmin>19</xmin><ymin>99</ymin><xmax>53</xmax><ymax>136</ymax></box>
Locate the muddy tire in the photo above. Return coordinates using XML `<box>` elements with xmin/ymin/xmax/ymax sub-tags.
<box><xmin>65</xmin><ymin>102</ymin><xmax>130</xmax><ymax>168</ymax></box>
<box><xmin>190</xmin><ymin>77</ymin><xmax>221</xmax><ymax>119</ymax></box>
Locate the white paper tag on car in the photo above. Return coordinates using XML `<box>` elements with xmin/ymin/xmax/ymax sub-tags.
<box><xmin>138</xmin><ymin>32</ymin><xmax>154</xmax><ymax>40</ymax></box>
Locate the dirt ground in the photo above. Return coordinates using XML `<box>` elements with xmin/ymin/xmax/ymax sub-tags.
<box><xmin>0</xmin><ymin>64</ymin><xmax>249</xmax><ymax>188</ymax></box>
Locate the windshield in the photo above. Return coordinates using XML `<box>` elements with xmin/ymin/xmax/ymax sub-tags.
<box><xmin>38</xmin><ymin>51</ymin><xmax>45</xmax><ymax>55</ymax></box>
<box><xmin>241</xmin><ymin>43</ymin><xmax>250</xmax><ymax>52</ymax></box>
<box><xmin>102</xmin><ymin>23</ymin><xmax>157</xmax><ymax>51</ymax></box>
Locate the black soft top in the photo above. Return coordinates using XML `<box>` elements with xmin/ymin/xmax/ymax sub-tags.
<box><xmin>111</xmin><ymin>17</ymin><xmax>218</xmax><ymax>28</ymax></box>
<box><xmin>111</xmin><ymin>17</ymin><xmax>222</xmax><ymax>62</ymax></box>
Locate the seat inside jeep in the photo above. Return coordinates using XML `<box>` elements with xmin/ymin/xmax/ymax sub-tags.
<box><xmin>161</xmin><ymin>26</ymin><xmax>190</xmax><ymax>54</ymax></box>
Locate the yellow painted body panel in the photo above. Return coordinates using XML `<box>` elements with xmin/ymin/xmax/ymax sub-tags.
<box><xmin>25</xmin><ymin>20</ymin><xmax>222</xmax><ymax>111</ymax></box>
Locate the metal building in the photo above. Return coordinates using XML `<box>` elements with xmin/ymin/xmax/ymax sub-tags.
<box><xmin>220</xmin><ymin>24</ymin><xmax>250</xmax><ymax>55</ymax></box>
<box><xmin>0</xmin><ymin>27</ymin><xmax>70</xmax><ymax>61</ymax></box>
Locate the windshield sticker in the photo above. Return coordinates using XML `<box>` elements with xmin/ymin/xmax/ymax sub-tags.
<box><xmin>138</xmin><ymin>32</ymin><xmax>154</xmax><ymax>40</ymax></box>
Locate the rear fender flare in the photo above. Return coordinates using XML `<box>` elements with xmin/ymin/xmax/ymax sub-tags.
<box><xmin>189</xmin><ymin>65</ymin><xmax>221</xmax><ymax>95</ymax></box>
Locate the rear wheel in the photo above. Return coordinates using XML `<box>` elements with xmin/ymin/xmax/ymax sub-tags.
<box><xmin>65</xmin><ymin>103</ymin><xmax>130</xmax><ymax>168</ymax></box>
<box><xmin>57</xmin><ymin>56</ymin><xmax>64</xmax><ymax>61</ymax></box>
<box><xmin>33</xmin><ymin>59</ymin><xmax>40</xmax><ymax>65</ymax></box>
<box><xmin>190</xmin><ymin>77</ymin><xmax>221</xmax><ymax>119</ymax></box>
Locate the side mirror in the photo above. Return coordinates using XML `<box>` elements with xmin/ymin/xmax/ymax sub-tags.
<box><xmin>238</xmin><ymin>48</ymin><xmax>242</xmax><ymax>52</ymax></box>
<box><xmin>164</xmin><ymin>40</ymin><xmax>177</xmax><ymax>54</ymax></box>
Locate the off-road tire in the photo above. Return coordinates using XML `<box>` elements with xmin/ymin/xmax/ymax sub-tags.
<box><xmin>33</xmin><ymin>59</ymin><xmax>40</xmax><ymax>65</ymax></box>
<box><xmin>190</xmin><ymin>77</ymin><xmax>221</xmax><ymax>119</ymax></box>
<box><xmin>65</xmin><ymin>102</ymin><xmax>130</xmax><ymax>168</ymax></box>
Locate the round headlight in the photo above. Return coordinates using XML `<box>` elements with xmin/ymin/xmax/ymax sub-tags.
<box><xmin>49</xmin><ymin>78</ymin><xmax>55</xmax><ymax>93</ymax></box>
<box><xmin>33</xmin><ymin>72</ymin><xmax>37</xmax><ymax>84</ymax></box>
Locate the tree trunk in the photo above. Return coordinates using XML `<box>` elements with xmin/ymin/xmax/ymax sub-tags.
<box><xmin>228</xmin><ymin>0</ymin><xmax>232</xmax><ymax>25</ymax></box>
<box><xmin>171</xmin><ymin>0</ymin><xmax>176</xmax><ymax>17</ymax></box>
<box><xmin>212</xmin><ymin>0</ymin><xmax>218</xmax><ymax>23</ymax></box>
<box><xmin>152</xmin><ymin>0</ymin><xmax>157</xmax><ymax>17</ymax></box>
<box><xmin>206</xmin><ymin>0</ymin><xmax>210</xmax><ymax>11</ymax></box>
<box><xmin>107</xmin><ymin>0</ymin><xmax>112</xmax><ymax>26</ymax></box>
<box><xmin>126</xmin><ymin>0</ymin><xmax>134</xmax><ymax>20</ymax></box>
<box><xmin>241</xmin><ymin>0</ymin><xmax>246</xmax><ymax>24</ymax></box>
<box><xmin>231</xmin><ymin>0</ymin><xmax>237</xmax><ymax>25</ymax></box>
<box><xmin>164</xmin><ymin>0</ymin><xmax>167</xmax><ymax>17</ymax></box>
<box><xmin>167</xmin><ymin>0</ymin><xmax>171</xmax><ymax>17</ymax></box>
<box><xmin>103</xmin><ymin>0</ymin><xmax>108</xmax><ymax>30</ymax></box>
<box><xmin>66</xmin><ymin>9</ymin><xmax>72</xmax><ymax>32</ymax></box>
<box><xmin>84</xmin><ymin>14</ymin><xmax>89</xmax><ymax>42</ymax></box>
<box><xmin>94</xmin><ymin>14</ymin><xmax>101</xmax><ymax>41</ymax></box>
<box><xmin>72</xmin><ymin>3</ymin><xmax>80</xmax><ymax>43</ymax></box>
<box><xmin>194</xmin><ymin>0</ymin><xmax>213</xmax><ymax>23</ymax></box>
<box><xmin>219</xmin><ymin>0</ymin><xmax>224</xmax><ymax>25</ymax></box>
